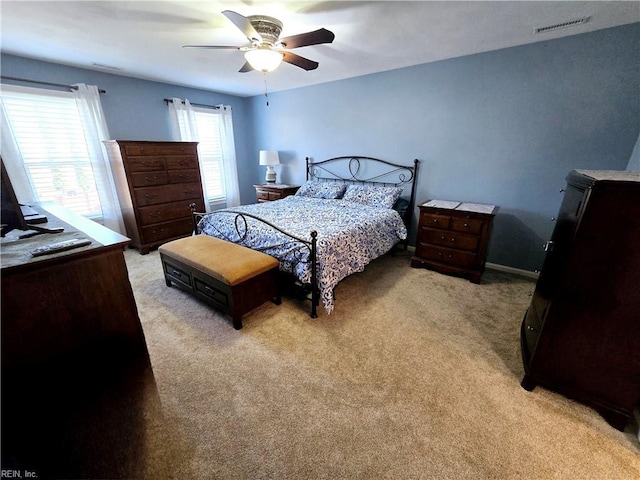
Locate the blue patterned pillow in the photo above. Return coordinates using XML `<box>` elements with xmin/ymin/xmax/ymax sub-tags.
<box><xmin>295</xmin><ymin>181</ymin><xmax>320</xmax><ymax>197</ymax></box>
<box><xmin>295</xmin><ymin>181</ymin><xmax>346</xmax><ymax>199</ymax></box>
<box><xmin>316</xmin><ymin>182</ymin><xmax>347</xmax><ymax>199</ymax></box>
<box><xmin>342</xmin><ymin>185</ymin><xmax>403</xmax><ymax>209</ymax></box>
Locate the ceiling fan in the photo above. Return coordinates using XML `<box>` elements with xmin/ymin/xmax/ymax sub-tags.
<box><xmin>183</xmin><ymin>10</ymin><xmax>335</xmax><ymax>73</ymax></box>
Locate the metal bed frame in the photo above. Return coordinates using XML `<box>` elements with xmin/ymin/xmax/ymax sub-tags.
<box><xmin>191</xmin><ymin>155</ymin><xmax>419</xmax><ymax>318</ymax></box>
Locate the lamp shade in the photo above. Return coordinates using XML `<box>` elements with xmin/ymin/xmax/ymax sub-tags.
<box><xmin>259</xmin><ymin>150</ymin><xmax>280</xmax><ymax>166</ymax></box>
<box><xmin>244</xmin><ymin>48</ymin><xmax>284</xmax><ymax>73</ymax></box>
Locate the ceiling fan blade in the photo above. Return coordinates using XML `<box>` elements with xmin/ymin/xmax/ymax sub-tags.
<box><xmin>239</xmin><ymin>61</ymin><xmax>254</xmax><ymax>73</ymax></box>
<box><xmin>182</xmin><ymin>45</ymin><xmax>239</xmax><ymax>49</ymax></box>
<box><xmin>282</xmin><ymin>51</ymin><xmax>319</xmax><ymax>71</ymax></box>
<box><xmin>222</xmin><ymin>10</ymin><xmax>262</xmax><ymax>42</ymax></box>
<box><xmin>279</xmin><ymin>28</ymin><xmax>334</xmax><ymax>49</ymax></box>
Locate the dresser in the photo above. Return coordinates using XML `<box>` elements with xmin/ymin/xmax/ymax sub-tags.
<box><xmin>520</xmin><ymin>170</ymin><xmax>640</xmax><ymax>431</ymax></box>
<box><xmin>2</xmin><ymin>202</ymin><xmax>156</xmax><ymax>476</ymax></box>
<box><xmin>253</xmin><ymin>184</ymin><xmax>299</xmax><ymax>202</ymax></box>
<box><xmin>411</xmin><ymin>200</ymin><xmax>498</xmax><ymax>283</ymax></box>
<box><xmin>105</xmin><ymin>140</ymin><xmax>205</xmax><ymax>254</ymax></box>
<box><xmin>1</xmin><ymin>202</ymin><xmax>148</xmax><ymax>369</ymax></box>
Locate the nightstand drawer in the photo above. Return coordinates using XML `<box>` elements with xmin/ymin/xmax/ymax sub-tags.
<box><xmin>416</xmin><ymin>244</ymin><xmax>476</xmax><ymax>268</ymax></box>
<box><xmin>451</xmin><ymin>217</ymin><xmax>484</xmax><ymax>234</ymax></box>
<box><xmin>419</xmin><ymin>228</ymin><xmax>479</xmax><ymax>252</ymax></box>
<box><xmin>256</xmin><ymin>190</ymin><xmax>270</xmax><ymax>201</ymax></box>
<box><xmin>254</xmin><ymin>185</ymin><xmax>300</xmax><ymax>202</ymax></box>
<box><xmin>420</xmin><ymin>212</ymin><xmax>451</xmax><ymax>230</ymax></box>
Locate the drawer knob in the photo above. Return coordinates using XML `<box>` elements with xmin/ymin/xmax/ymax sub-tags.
<box><xmin>527</xmin><ymin>325</ymin><xmax>536</xmax><ymax>332</ymax></box>
<box><xmin>433</xmin><ymin>219</ymin><xmax>438</xmax><ymax>223</ymax></box>
<box><xmin>448</xmin><ymin>254</ymin><xmax>453</xmax><ymax>258</ymax></box>
<box><xmin>441</xmin><ymin>235</ymin><xmax>446</xmax><ymax>240</ymax></box>
<box><xmin>172</xmin><ymin>270</ymin><xmax>182</xmax><ymax>277</ymax></box>
<box><xmin>450</xmin><ymin>238</ymin><xmax>455</xmax><ymax>242</ymax></box>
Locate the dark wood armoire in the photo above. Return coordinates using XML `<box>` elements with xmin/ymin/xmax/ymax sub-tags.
<box><xmin>520</xmin><ymin>169</ymin><xmax>640</xmax><ymax>431</ymax></box>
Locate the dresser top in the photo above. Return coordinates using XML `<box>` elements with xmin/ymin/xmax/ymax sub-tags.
<box><xmin>421</xmin><ymin>199</ymin><xmax>498</xmax><ymax>215</ymax></box>
<box><xmin>575</xmin><ymin>170</ymin><xmax>640</xmax><ymax>182</ymax></box>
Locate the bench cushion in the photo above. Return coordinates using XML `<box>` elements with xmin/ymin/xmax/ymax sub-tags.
<box><xmin>159</xmin><ymin>235</ymin><xmax>279</xmax><ymax>286</ymax></box>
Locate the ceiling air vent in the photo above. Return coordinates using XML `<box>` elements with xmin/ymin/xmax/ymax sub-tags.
<box><xmin>535</xmin><ymin>16</ymin><xmax>591</xmax><ymax>34</ymax></box>
<box><xmin>92</xmin><ymin>63</ymin><xmax>122</xmax><ymax>71</ymax></box>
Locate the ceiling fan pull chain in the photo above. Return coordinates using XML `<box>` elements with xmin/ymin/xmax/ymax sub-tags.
<box><xmin>264</xmin><ymin>75</ymin><xmax>270</xmax><ymax>106</ymax></box>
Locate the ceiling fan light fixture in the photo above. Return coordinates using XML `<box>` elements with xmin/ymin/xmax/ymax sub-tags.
<box><xmin>244</xmin><ymin>48</ymin><xmax>284</xmax><ymax>73</ymax></box>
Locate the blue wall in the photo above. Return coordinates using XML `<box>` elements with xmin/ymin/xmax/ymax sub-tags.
<box><xmin>2</xmin><ymin>22</ymin><xmax>639</xmax><ymax>271</ymax></box>
<box><xmin>250</xmin><ymin>23</ymin><xmax>640</xmax><ymax>271</ymax></box>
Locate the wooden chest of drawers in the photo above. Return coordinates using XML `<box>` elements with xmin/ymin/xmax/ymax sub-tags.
<box><xmin>411</xmin><ymin>200</ymin><xmax>498</xmax><ymax>283</ymax></box>
<box><xmin>253</xmin><ymin>184</ymin><xmax>299</xmax><ymax>202</ymax></box>
<box><xmin>105</xmin><ymin>140</ymin><xmax>205</xmax><ymax>254</ymax></box>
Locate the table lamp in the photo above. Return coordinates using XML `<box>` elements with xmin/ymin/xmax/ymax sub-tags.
<box><xmin>259</xmin><ymin>150</ymin><xmax>280</xmax><ymax>183</ymax></box>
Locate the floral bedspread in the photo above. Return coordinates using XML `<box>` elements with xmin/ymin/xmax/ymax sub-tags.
<box><xmin>198</xmin><ymin>196</ymin><xmax>407</xmax><ymax>314</ymax></box>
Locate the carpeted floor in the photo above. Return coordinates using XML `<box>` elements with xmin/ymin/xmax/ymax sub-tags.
<box><xmin>122</xmin><ymin>247</ymin><xmax>639</xmax><ymax>479</ymax></box>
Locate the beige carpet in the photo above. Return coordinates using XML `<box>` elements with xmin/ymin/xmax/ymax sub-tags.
<box><xmin>125</xmin><ymin>248</ymin><xmax>640</xmax><ymax>479</ymax></box>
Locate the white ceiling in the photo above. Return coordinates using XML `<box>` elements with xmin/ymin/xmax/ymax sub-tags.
<box><xmin>1</xmin><ymin>1</ymin><xmax>638</xmax><ymax>97</ymax></box>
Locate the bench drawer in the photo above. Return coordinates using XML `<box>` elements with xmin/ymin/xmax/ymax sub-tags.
<box><xmin>194</xmin><ymin>277</ymin><xmax>230</xmax><ymax>308</ymax></box>
<box><xmin>163</xmin><ymin>260</ymin><xmax>192</xmax><ymax>289</ymax></box>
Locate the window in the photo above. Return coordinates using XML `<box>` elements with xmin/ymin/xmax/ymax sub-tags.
<box><xmin>168</xmin><ymin>98</ymin><xmax>240</xmax><ymax>208</ymax></box>
<box><xmin>1</xmin><ymin>86</ymin><xmax>102</xmax><ymax>218</ymax></box>
<box><xmin>193</xmin><ymin>108</ymin><xmax>225</xmax><ymax>203</ymax></box>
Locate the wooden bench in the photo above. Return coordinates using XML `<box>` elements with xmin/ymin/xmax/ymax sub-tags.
<box><xmin>159</xmin><ymin>235</ymin><xmax>281</xmax><ymax>329</ymax></box>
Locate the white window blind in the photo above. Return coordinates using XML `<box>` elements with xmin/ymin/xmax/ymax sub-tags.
<box><xmin>193</xmin><ymin>108</ymin><xmax>225</xmax><ymax>203</ymax></box>
<box><xmin>1</xmin><ymin>88</ymin><xmax>102</xmax><ymax>217</ymax></box>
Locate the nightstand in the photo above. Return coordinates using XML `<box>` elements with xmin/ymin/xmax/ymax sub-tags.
<box><xmin>411</xmin><ymin>200</ymin><xmax>498</xmax><ymax>283</ymax></box>
<box><xmin>254</xmin><ymin>184</ymin><xmax>299</xmax><ymax>203</ymax></box>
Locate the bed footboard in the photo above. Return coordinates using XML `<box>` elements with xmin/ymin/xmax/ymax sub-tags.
<box><xmin>189</xmin><ymin>203</ymin><xmax>319</xmax><ymax>318</ymax></box>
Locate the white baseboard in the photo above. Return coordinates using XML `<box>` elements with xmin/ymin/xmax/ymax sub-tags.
<box><xmin>485</xmin><ymin>262</ymin><xmax>540</xmax><ymax>279</ymax></box>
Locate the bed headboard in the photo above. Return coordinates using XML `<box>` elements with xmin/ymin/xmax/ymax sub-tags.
<box><xmin>305</xmin><ymin>155</ymin><xmax>419</xmax><ymax>232</ymax></box>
